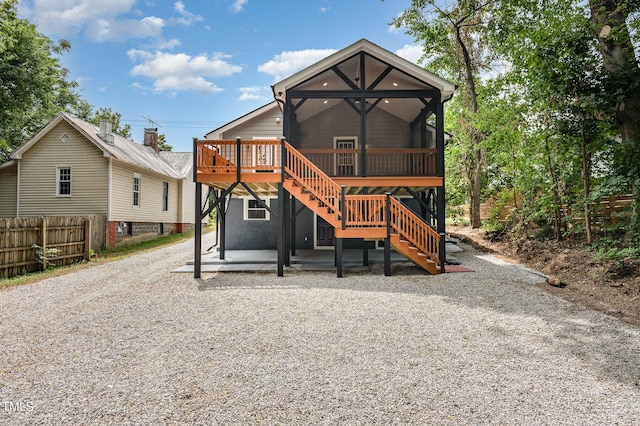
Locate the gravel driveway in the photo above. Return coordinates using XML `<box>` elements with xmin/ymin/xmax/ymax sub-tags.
<box><xmin>1</xmin><ymin>232</ymin><xmax>639</xmax><ymax>425</ymax></box>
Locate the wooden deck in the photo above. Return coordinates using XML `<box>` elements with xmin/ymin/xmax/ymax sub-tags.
<box><xmin>195</xmin><ymin>139</ymin><xmax>443</xmax><ymax>196</ymax></box>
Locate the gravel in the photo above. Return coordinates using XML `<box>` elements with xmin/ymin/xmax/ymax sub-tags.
<box><xmin>1</xmin><ymin>233</ymin><xmax>639</xmax><ymax>425</ymax></box>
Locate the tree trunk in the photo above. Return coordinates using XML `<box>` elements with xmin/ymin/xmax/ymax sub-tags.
<box><xmin>581</xmin><ymin>120</ymin><xmax>592</xmax><ymax>244</ymax></box>
<box><xmin>544</xmin><ymin>127</ymin><xmax>563</xmax><ymax>241</ymax></box>
<box><xmin>456</xmin><ymin>24</ymin><xmax>484</xmax><ymax>229</ymax></box>
<box><xmin>590</xmin><ymin>0</ymin><xmax>640</xmax><ymax>245</ymax></box>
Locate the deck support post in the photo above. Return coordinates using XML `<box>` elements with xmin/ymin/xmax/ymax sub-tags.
<box><xmin>219</xmin><ymin>197</ymin><xmax>226</xmax><ymax>260</ymax></box>
<box><xmin>384</xmin><ymin>192</ymin><xmax>392</xmax><ymax>276</ymax></box>
<box><xmin>290</xmin><ymin>198</ymin><xmax>297</xmax><ymax>256</ymax></box>
<box><xmin>336</xmin><ymin>237</ymin><xmax>343</xmax><ymax>278</ymax></box>
<box><xmin>194</xmin><ymin>181</ymin><xmax>202</xmax><ymax>279</ymax></box>
<box><xmin>362</xmin><ymin>240</ymin><xmax>369</xmax><ymax>266</ymax></box>
<box><xmin>277</xmin><ymin>183</ymin><xmax>284</xmax><ymax>277</ymax></box>
<box><xmin>435</xmin><ymin>97</ymin><xmax>446</xmax><ymax>272</ymax></box>
<box><xmin>284</xmin><ymin>191</ymin><xmax>291</xmax><ymax>266</ymax></box>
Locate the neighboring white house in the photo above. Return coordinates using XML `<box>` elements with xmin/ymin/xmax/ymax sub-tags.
<box><xmin>0</xmin><ymin>113</ymin><xmax>202</xmax><ymax>247</ymax></box>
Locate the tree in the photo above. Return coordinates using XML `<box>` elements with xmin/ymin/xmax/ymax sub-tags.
<box><xmin>390</xmin><ymin>0</ymin><xmax>495</xmax><ymax>228</ymax></box>
<box><xmin>589</xmin><ymin>0</ymin><xmax>640</xmax><ymax>245</ymax></box>
<box><xmin>78</xmin><ymin>106</ymin><xmax>131</xmax><ymax>139</ymax></box>
<box><xmin>0</xmin><ymin>0</ymin><xmax>79</xmax><ymax>161</ymax></box>
<box><xmin>157</xmin><ymin>134</ymin><xmax>172</xmax><ymax>151</ymax></box>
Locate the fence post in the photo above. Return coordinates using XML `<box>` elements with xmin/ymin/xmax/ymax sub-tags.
<box><xmin>85</xmin><ymin>217</ymin><xmax>92</xmax><ymax>261</ymax></box>
<box><xmin>41</xmin><ymin>217</ymin><xmax>47</xmax><ymax>271</ymax></box>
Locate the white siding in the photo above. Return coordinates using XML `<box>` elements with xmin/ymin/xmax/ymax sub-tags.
<box><xmin>219</xmin><ymin>107</ymin><xmax>283</xmax><ymax>139</ymax></box>
<box><xmin>0</xmin><ymin>164</ymin><xmax>17</xmax><ymax>217</ymax></box>
<box><xmin>110</xmin><ymin>162</ymin><xmax>180</xmax><ymax>223</ymax></box>
<box><xmin>18</xmin><ymin>121</ymin><xmax>109</xmax><ymax>217</ymax></box>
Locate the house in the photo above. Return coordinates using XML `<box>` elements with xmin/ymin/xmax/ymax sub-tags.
<box><xmin>0</xmin><ymin>113</ymin><xmax>202</xmax><ymax>248</ymax></box>
<box><xmin>193</xmin><ymin>38</ymin><xmax>456</xmax><ymax>277</ymax></box>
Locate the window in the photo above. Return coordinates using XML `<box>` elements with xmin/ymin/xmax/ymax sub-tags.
<box><xmin>243</xmin><ymin>198</ymin><xmax>270</xmax><ymax>220</ymax></box>
<box><xmin>57</xmin><ymin>167</ymin><xmax>71</xmax><ymax>196</ymax></box>
<box><xmin>162</xmin><ymin>182</ymin><xmax>169</xmax><ymax>211</ymax></box>
<box><xmin>133</xmin><ymin>173</ymin><xmax>140</xmax><ymax>207</ymax></box>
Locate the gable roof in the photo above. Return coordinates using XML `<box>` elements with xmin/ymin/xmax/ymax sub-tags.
<box><xmin>272</xmin><ymin>38</ymin><xmax>456</xmax><ymax>101</ymax></box>
<box><xmin>205</xmin><ymin>101</ymin><xmax>281</xmax><ymax>139</ymax></box>
<box><xmin>10</xmin><ymin>113</ymin><xmax>189</xmax><ymax>179</ymax></box>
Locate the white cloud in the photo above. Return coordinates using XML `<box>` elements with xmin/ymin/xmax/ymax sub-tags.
<box><xmin>23</xmin><ymin>0</ymin><xmax>198</xmax><ymax>42</ymax></box>
<box><xmin>230</xmin><ymin>0</ymin><xmax>247</xmax><ymax>13</ymax></box>
<box><xmin>86</xmin><ymin>16</ymin><xmax>165</xmax><ymax>42</ymax></box>
<box><xmin>173</xmin><ymin>1</ymin><xmax>203</xmax><ymax>26</ymax></box>
<box><xmin>238</xmin><ymin>86</ymin><xmax>268</xmax><ymax>101</ymax></box>
<box><xmin>128</xmin><ymin>50</ymin><xmax>242</xmax><ymax>95</ymax></box>
<box><xmin>258</xmin><ymin>49</ymin><xmax>337</xmax><ymax>81</ymax></box>
<box><xmin>395</xmin><ymin>44</ymin><xmax>424</xmax><ymax>65</ymax></box>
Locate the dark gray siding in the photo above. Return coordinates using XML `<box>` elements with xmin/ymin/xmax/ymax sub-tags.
<box><xmin>225</xmin><ymin>198</ymin><xmax>315</xmax><ymax>250</ymax></box>
<box><xmin>297</xmin><ymin>102</ymin><xmax>410</xmax><ymax>149</ymax></box>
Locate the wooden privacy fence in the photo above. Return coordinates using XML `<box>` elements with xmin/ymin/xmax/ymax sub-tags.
<box><xmin>0</xmin><ymin>215</ymin><xmax>106</xmax><ymax>279</ymax></box>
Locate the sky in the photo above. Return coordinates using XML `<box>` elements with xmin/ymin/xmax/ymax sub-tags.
<box><xmin>17</xmin><ymin>0</ymin><xmax>425</xmax><ymax>153</ymax></box>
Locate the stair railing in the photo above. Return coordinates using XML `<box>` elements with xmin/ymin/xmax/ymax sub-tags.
<box><xmin>284</xmin><ymin>141</ymin><xmax>342</xmax><ymax>219</ymax></box>
<box><xmin>387</xmin><ymin>194</ymin><xmax>441</xmax><ymax>265</ymax></box>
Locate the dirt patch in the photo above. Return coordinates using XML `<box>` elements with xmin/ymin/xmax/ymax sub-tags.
<box><xmin>449</xmin><ymin>226</ymin><xmax>640</xmax><ymax>328</ymax></box>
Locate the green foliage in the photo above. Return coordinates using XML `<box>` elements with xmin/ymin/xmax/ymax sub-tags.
<box><xmin>157</xmin><ymin>134</ymin><xmax>172</xmax><ymax>151</ymax></box>
<box><xmin>31</xmin><ymin>244</ymin><xmax>60</xmax><ymax>269</ymax></box>
<box><xmin>0</xmin><ymin>0</ymin><xmax>80</xmax><ymax>161</ymax></box>
<box><xmin>73</xmin><ymin>102</ymin><xmax>132</xmax><ymax>139</ymax></box>
<box><xmin>592</xmin><ymin>236</ymin><xmax>640</xmax><ymax>269</ymax></box>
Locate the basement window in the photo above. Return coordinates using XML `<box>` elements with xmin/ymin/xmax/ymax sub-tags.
<box><xmin>243</xmin><ymin>198</ymin><xmax>270</xmax><ymax>221</ymax></box>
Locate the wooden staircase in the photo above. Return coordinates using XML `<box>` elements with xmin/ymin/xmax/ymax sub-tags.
<box><xmin>282</xmin><ymin>141</ymin><xmax>441</xmax><ymax>274</ymax></box>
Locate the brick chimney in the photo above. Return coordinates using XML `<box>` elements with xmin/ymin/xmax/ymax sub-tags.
<box><xmin>143</xmin><ymin>127</ymin><xmax>159</xmax><ymax>154</ymax></box>
<box><xmin>98</xmin><ymin>120</ymin><xmax>115</xmax><ymax>145</ymax></box>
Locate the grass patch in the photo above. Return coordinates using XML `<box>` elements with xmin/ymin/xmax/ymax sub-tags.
<box><xmin>0</xmin><ymin>226</ymin><xmax>214</xmax><ymax>290</ymax></box>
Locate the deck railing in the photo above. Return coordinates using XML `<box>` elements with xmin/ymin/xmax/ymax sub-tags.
<box><xmin>342</xmin><ymin>195</ymin><xmax>386</xmax><ymax>229</ymax></box>
<box><xmin>197</xmin><ymin>140</ymin><xmax>437</xmax><ymax>178</ymax></box>
<box><xmin>196</xmin><ymin>139</ymin><xmax>282</xmax><ymax>173</ymax></box>
<box><xmin>298</xmin><ymin>148</ymin><xmax>437</xmax><ymax>177</ymax></box>
<box><xmin>388</xmin><ymin>196</ymin><xmax>440</xmax><ymax>264</ymax></box>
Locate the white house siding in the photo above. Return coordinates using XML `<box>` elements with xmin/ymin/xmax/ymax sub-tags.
<box><xmin>0</xmin><ymin>164</ymin><xmax>18</xmax><ymax>217</ymax></box>
<box><xmin>179</xmin><ymin>178</ymin><xmax>200</xmax><ymax>224</ymax></box>
<box><xmin>216</xmin><ymin>107</ymin><xmax>282</xmax><ymax>140</ymax></box>
<box><xmin>110</xmin><ymin>162</ymin><xmax>180</xmax><ymax>223</ymax></box>
<box><xmin>17</xmin><ymin>121</ymin><xmax>109</xmax><ymax>217</ymax></box>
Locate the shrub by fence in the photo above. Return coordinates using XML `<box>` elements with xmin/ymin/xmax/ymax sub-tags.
<box><xmin>0</xmin><ymin>215</ymin><xmax>106</xmax><ymax>279</ymax></box>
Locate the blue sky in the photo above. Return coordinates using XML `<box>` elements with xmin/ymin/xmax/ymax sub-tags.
<box><xmin>18</xmin><ymin>0</ymin><xmax>424</xmax><ymax>152</ymax></box>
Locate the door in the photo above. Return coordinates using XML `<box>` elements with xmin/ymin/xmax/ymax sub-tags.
<box><xmin>316</xmin><ymin>216</ymin><xmax>334</xmax><ymax>247</ymax></box>
<box><xmin>334</xmin><ymin>137</ymin><xmax>358</xmax><ymax>176</ymax></box>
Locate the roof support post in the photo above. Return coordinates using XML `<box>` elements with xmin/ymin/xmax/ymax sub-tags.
<box><xmin>236</xmin><ymin>137</ymin><xmax>242</xmax><ymax>183</ymax></box>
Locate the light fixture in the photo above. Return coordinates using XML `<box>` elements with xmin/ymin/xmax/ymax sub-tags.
<box><xmin>322</xmin><ymin>82</ymin><xmax>328</xmax><ymax>87</ymax></box>
<box><xmin>393</xmin><ymin>82</ymin><xmax>398</xmax><ymax>87</ymax></box>
<box><xmin>384</xmin><ymin>99</ymin><xmax>390</xmax><ymax>104</ymax></box>
<box><xmin>323</xmin><ymin>100</ymin><xmax>328</xmax><ymax>104</ymax></box>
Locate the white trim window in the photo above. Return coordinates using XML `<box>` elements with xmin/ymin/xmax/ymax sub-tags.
<box><xmin>162</xmin><ymin>182</ymin><xmax>169</xmax><ymax>211</ymax></box>
<box><xmin>243</xmin><ymin>198</ymin><xmax>270</xmax><ymax>221</ymax></box>
<box><xmin>56</xmin><ymin>167</ymin><xmax>71</xmax><ymax>196</ymax></box>
<box><xmin>133</xmin><ymin>173</ymin><xmax>141</xmax><ymax>208</ymax></box>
